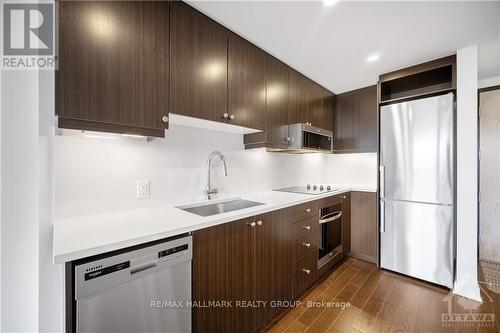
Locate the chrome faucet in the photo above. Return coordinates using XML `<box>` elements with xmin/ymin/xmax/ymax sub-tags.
<box><xmin>205</xmin><ymin>151</ymin><xmax>228</xmax><ymax>200</ymax></box>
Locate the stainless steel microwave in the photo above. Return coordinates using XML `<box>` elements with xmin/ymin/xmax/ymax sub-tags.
<box><xmin>286</xmin><ymin>123</ymin><xmax>333</xmax><ymax>153</ymax></box>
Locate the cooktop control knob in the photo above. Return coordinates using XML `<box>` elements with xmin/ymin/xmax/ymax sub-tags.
<box><xmin>327</xmin><ymin>185</ymin><xmax>331</xmax><ymax>191</ymax></box>
<box><xmin>306</xmin><ymin>184</ymin><xmax>311</xmax><ymax>190</ymax></box>
<box><xmin>320</xmin><ymin>185</ymin><xmax>324</xmax><ymax>191</ymax></box>
<box><xmin>313</xmin><ymin>185</ymin><xmax>318</xmax><ymax>191</ymax></box>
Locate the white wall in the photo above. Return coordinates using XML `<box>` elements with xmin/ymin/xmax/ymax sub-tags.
<box><xmin>478</xmin><ymin>75</ymin><xmax>500</xmax><ymax>89</ymax></box>
<box><xmin>0</xmin><ymin>26</ymin><xmax>62</xmax><ymax>333</ymax></box>
<box><xmin>325</xmin><ymin>153</ymin><xmax>378</xmax><ymax>188</ymax></box>
<box><xmin>454</xmin><ymin>45</ymin><xmax>481</xmax><ymax>302</ymax></box>
<box><xmin>1</xmin><ymin>70</ymin><xmax>41</xmax><ymax>332</ymax></box>
<box><xmin>39</xmin><ymin>70</ymin><xmax>63</xmax><ymax>332</ymax></box>
<box><xmin>55</xmin><ymin>125</ymin><xmax>327</xmax><ymax>218</ymax></box>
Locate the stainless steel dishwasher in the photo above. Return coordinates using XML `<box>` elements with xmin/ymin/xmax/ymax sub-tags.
<box><xmin>74</xmin><ymin>235</ymin><xmax>192</xmax><ymax>333</ymax></box>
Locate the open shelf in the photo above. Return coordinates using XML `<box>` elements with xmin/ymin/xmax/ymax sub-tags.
<box><xmin>378</xmin><ymin>55</ymin><xmax>456</xmax><ymax>104</ymax></box>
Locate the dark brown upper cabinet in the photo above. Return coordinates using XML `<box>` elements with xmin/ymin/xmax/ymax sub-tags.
<box><xmin>333</xmin><ymin>85</ymin><xmax>377</xmax><ymax>153</ymax></box>
<box><xmin>318</xmin><ymin>86</ymin><xmax>334</xmax><ymax>132</ymax></box>
<box><xmin>263</xmin><ymin>55</ymin><xmax>290</xmax><ymax>149</ymax></box>
<box><xmin>307</xmin><ymin>82</ymin><xmax>324</xmax><ymax>128</ymax></box>
<box><xmin>58</xmin><ymin>1</ymin><xmax>338</xmax><ymax>143</ymax></box>
<box><xmin>306</xmin><ymin>82</ymin><xmax>334</xmax><ymax>131</ymax></box>
<box><xmin>227</xmin><ymin>34</ymin><xmax>267</xmax><ymax>130</ymax></box>
<box><xmin>57</xmin><ymin>1</ymin><xmax>170</xmax><ymax>137</ymax></box>
<box><xmin>288</xmin><ymin>70</ymin><xmax>310</xmax><ymax>125</ymax></box>
<box><xmin>170</xmin><ymin>1</ymin><xmax>228</xmax><ymax>123</ymax></box>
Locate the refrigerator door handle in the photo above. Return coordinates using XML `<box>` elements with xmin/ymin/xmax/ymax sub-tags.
<box><xmin>380</xmin><ymin>200</ymin><xmax>385</xmax><ymax>233</ymax></box>
<box><xmin>379</xmin><ymin>165</ymin><xmax>385</xmax><ymax>199</ymax></box>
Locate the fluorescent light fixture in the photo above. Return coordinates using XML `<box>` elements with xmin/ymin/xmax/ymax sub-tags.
<box><xmin>81</xmin><ymin>131</ymin><xmax>117</xmax><ymax>140</ymax></box>
<box><xmin>323</xmin><ymin>0</ymin><xmax>338</xmax><ymax>6</ymax></box>
<box><xmin>122</xmin><ymin>133</ymin><xmax>150</xmax><ymax>142</ymax></box>
<box><xmin>366</xmin><ymin>53</ymin><xmax>380</xmax><ymax>63</ymax></box>
<box><xmin>80</xmin><ymin>130</ymin><xmax>150</xmax><ymax>142</ymax></box>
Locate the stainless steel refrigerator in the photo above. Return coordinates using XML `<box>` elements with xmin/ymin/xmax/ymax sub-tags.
<box><xmin>380</xmin><ymin>93</ymin><xmax>455</xmax><ymax>288</ymax></box>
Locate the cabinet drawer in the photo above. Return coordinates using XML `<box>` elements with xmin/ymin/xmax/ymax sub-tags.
<box><xmin>317</xmin><ymin>194</ymin><xmax>343</xmax><ymax>208</ymax></box>
<box><xmin>293</xmin><ymin>216</ymin><xmax>317</xmax><ymax>241</ymax></box>
<box><xmin>292</xmin><ymin>201</ymin><xmax>317</xmax><ymax>222</ymax></box>
<box><xmin>293</xmin><ymin>250</ymin><xmax>318</xmax><ymax>298</ymax></box>
<box><xmin>293</xmin><ymin>233</ymin><xmax>317</xmax><ymax>260</ymax></box>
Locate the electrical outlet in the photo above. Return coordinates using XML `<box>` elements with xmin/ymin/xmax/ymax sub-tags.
<box><xmin>137</xmin><ymin>180</ymin><xmax>150</xmax><ymax>199</ymax></box>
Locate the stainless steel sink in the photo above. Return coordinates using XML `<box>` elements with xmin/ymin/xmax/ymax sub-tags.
<box><xmin>177</xmin><ymin>199</ymin><xmax>264</xmax><ymax>217</ymax></box>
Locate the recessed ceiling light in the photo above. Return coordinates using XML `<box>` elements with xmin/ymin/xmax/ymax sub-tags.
<box><xmin>323</xmin><ymin>0</ymin><xmax>338</xmax><ymax>7</ymax></box>
<box><xmin>366</xmin><ymin>54</ymin><xmax>380</xmax><ymax>63</ymax></box>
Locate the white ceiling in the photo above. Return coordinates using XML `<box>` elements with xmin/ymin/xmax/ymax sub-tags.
<box><xmin>188</xmin><ymin>1</ymin><xmax>500</xmax><ymax>93</ymax></box>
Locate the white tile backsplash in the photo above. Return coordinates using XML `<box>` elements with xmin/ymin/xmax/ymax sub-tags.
<box><xmin>55</xmin><ymin>125</ymin><xmax>378</xmax><ymax>219</ymax></box>
<box><xmin>55</xmin><ymin>124</ymin><xmax>328</xmax><ymax>218</ymax></box>
<box><xmin>325</xmin><ymin>152</ymin><xmax>378</xmax><ymax>187</ymax></box>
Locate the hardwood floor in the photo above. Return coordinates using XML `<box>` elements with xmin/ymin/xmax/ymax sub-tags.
<box><xmin>267</xmin><ymin>258</ymin><xmax>500</xmax><ymax>333</ymax></box>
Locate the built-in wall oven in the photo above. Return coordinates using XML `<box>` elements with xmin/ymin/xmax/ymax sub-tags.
<box><xmin>318</xmin><ymin>201</ymin><xmax>343</xmax><ymax>268</ymax></box>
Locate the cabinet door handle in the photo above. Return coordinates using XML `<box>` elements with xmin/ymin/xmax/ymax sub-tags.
<box><xmin>248</xmin><ymin>221</ymin><xmax>256</xmax><ymax>228</ymax></box>
<box><xmin>304</xmin><ymin>208</ymin><xmax>311</xmax><ymax>213</ymax></box>
<box><xmin>229</xmin><ymin>114</ymin><xmax>235</xmax><ymax>120</ymax></box>
<box><xmin>161</xmin><ymin>116</ymin><xmax>169</xmax><ymax>123</ymax></box>
<box><xmin>302</xmin><ymin>225</ymin><xmax>311</xmax><ymax>230</ymax></box>
<box><xmin>256</xmin><ymin>220</ymin><xmax>263</xmax><ymax>226</ymax></box>
<box><xmin>302</xmin><ymin>268</ymin><xmax>311</xmax><ymax>275</ymax></box>
<box><xmin>302</xmin><ymin>242</ymin><xmax>311</xmax><ymax>248</ymax></box>
<box><xmin>222</xmin><ymin>113</ymin><xmax>229</xmax><ymax>119</ymax></box>
<box><xmin>342</xmin><ymin>195</ymin><xmax>347</xmax><ymax>199</ymax></box>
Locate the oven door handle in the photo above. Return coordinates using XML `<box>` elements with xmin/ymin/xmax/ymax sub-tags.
<box><xmin>319</xmin><ymin>211</ymin><xmax>342</xmax><ymax>224</ymax></box>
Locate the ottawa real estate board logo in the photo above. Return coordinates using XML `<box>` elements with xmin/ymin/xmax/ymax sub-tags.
<box><xmin>1</xmin><ymin>2</ymin><xmax>56</xmax><ymax>69</ymax></box>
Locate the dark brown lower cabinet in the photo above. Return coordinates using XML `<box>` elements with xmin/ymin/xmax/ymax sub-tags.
<box><xmin>192</xmin><ymin>217</ymin><xmax>255</xmax><ymax>333</ymax></box>
<box><xmin>341</xmin><ymin>192</ymin><xmax>351</xmax><ymax>255</ymax></box>
<box><xmin>192</xmin><ymin>209</ymin><xmax>293</xmax><ymax>333</ymax></box>
<box><xmin>350</xmin><ymin>191</ymin><xmax>378</xmax><ymax>263</ymax></box>
<box><xmin>254</xmin><ymin>209</ymin><xmax>293</xmax><ymax>331</ymax></box>
<box><xmin>192</xmin><ymin>192</ymin><xmax>376</xmax><ymax>331</ymax></box>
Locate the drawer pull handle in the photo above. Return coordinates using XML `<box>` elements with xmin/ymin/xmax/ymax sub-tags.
<box><xmin>256</xmin><ymin>220</ymin><xmax>263</xmax><ymax>226</ymax></box>
<box><xmin>304</xmin><ymin>208</ymin><xmax>311</xmax><ymax>213</ymax></box>
<box><xmin>302</xmin><ymin>268</ymin><xmax>311</xmax><ymax>275</ymax></box>
<box><xmin>302</xmin><ymin>242</ymin><xmax>311</xmax><ymax>248</ymax></box>
<box><xmin>302</xmin><ymin>225</ymin><xmax>311</xmax><ymax>230</ymax></box>
<box><xmin>248</xmin><ymin>221</ymin><xmax>256</xmax><ymax>227</ymax></box>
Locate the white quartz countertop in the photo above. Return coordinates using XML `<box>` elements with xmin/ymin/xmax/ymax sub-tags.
<box><xmin>53</xmin><ymin>185</ymin><xmax>377</xmax><ymax>264</ymax></box>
